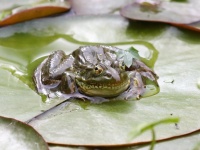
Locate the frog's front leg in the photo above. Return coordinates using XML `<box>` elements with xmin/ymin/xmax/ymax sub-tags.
<box><xmin>132</xmin><ymin>71</ymin><xmax>146</xmax><ymax>99</ymax></box>
<box><xmin>126</xmin><ymin>59</ymin><xmax>158</xmax><ymax>99</ymax></box>
<box><xmin>135</xmin><ymin>60</ymin><xmax>158</xmax><ymax>83</ymax></box>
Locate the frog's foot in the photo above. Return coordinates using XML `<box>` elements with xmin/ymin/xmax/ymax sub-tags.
<box><xmin>45</xmin><ymin>50</ymin><xmax>71</xmax><ymax>77</ymax></box>
<box><xmin>34</xmin><ymin>50</ymin><xmax>76</xmax><ymax>94</ymax></box>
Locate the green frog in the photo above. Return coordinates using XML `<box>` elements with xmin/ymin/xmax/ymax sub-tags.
<box><xmin>33</xmin><ymin>45</ymin><xmax>158</xmax><ymax>103</ymax></box>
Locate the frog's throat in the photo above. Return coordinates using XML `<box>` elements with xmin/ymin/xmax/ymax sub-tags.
<box><xmin>75</xmin><ymin>78</ymin><xmax>130</xmax><ymax>98</ymax></box>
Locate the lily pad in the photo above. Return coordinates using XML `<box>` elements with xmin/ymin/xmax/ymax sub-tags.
<box><xmin>0</xmin><ymin>116</ymin><xmax>48</xmax><ymax>150</ymax></box>
<box><xmin>0</xmin><ymin>0</ymin><xmax>70</xmax><ymax>26</ymax></box>
<box><xmin>171</xmin><ymin>21</ymin><xmax>200</xmax><ymax>32</ymax></box>
<box><xmin>0</xmin><ymin>12</ymin><xmax>199</xmax><ymax>148</ymax></box>
<box><xmin>121</xmin><ymin>1</ymin><xmax>200</xmax><ymax>24</ymax></box>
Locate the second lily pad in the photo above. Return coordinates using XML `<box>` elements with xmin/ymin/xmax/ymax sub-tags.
<box><xmin>0</xmin><ymin>0</ymin><xmax>70</xmax><ymax>26</ymax></box>
<box><xmin>121</xmin><ymin>1</ymin><xmax>200</xmax><ymax>24</ymax></box>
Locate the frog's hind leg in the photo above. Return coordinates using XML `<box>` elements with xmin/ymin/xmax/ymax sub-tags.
<box><xmin>33</xmin><ymin>58</ymin><xmax>54</xmax><ymax>95</ymax></box>
<box><xmin>41</xmin><ymin>50</ymin><xmax>66</xmax><ymax>86</ymax></box>
<box><xmin>46</xmin><ymin>50</ymin><xmax>66</xmax><ymax>73</ymax></box>
<box><xmin>42</xmin><ymin>50</ymin><xmax>75</xmax><ymax>87</ymax></box>
<box><xmin>34</xmin><ymin>50</ymin><xmax>74</xmax><ymax>95</ymax></box>
<box><xmin>43</xmin><ymin>50</ymin><xmax>74</xmax><ymax>78</ymax></box>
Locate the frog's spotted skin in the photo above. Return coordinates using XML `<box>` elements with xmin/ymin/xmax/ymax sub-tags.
<box><xmin>33</xmin><ymin>45</ymin><xmax>158</xmax><ymax>103</ymax></box>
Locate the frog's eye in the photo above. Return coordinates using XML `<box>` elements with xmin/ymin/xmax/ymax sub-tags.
<box><xmin>94</xmin><ymin>65</ymin><xmax>103</xmax><ymax>75</ymax></box>
<box><xmin>119</xmin><ymin>62</ymin><xmax>126</xmax><ymax>71</ymax></box>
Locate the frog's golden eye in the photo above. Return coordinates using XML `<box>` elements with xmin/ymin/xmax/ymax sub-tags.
<box><xmin>119</xmin><ymin>62</ymin><xmax>126</xmax><ymax>71</ymax></box>
<box><xmin>94</xmin><ymin>65</ymin><xmax>103</xmax><ymax>75</ymax></box>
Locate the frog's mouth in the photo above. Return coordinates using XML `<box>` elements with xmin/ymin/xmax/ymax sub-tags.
<box><xmin>76</xmin><ymin>73</ymin><xmax>130</xmax><ymax>98</ymax></box>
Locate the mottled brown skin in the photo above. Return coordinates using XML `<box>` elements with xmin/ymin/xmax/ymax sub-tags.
<box><xmin>33</xmin><ymin>45</ymin><xmax>158</xmax><ymax>103</ymax></box>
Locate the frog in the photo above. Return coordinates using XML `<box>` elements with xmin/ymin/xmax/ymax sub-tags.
<box><xmin>33</xmin><ymin>45</ymin><xmax>158</xmax><ymax>103</ymax></box>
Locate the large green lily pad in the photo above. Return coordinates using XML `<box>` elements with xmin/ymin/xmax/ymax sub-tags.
<box><xmin>0</xmin><ymin>11</ymin><xmax>200</xmax><ymax>148</ymax></box>
<box><xmin>0</xmin><ymin>116</ymin><xmax>48</xmax><ymax>150</ymax></box>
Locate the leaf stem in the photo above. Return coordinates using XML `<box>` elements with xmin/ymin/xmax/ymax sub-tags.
<box><xmin>150</xmin><ymin>128</ymin><xmax>156</xmax><ymax>150</ymax></box>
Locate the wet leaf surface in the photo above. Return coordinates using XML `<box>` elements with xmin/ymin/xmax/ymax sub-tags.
<box><xmin>0</xmin><ymin>116</ymin><xmax>48</xmax><ymax>150</ymax></box>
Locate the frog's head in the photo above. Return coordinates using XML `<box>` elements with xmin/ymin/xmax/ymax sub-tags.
<box><xmin>75</xmin><ymin>61</ymin><xmax>130</xmax><ymax>98</ymax></box>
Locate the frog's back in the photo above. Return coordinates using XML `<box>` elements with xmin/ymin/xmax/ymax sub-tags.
<box><xmin>71</xmin><ymin>45</ymin><xmax>122</xmax><ymax>66</ymax></box>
